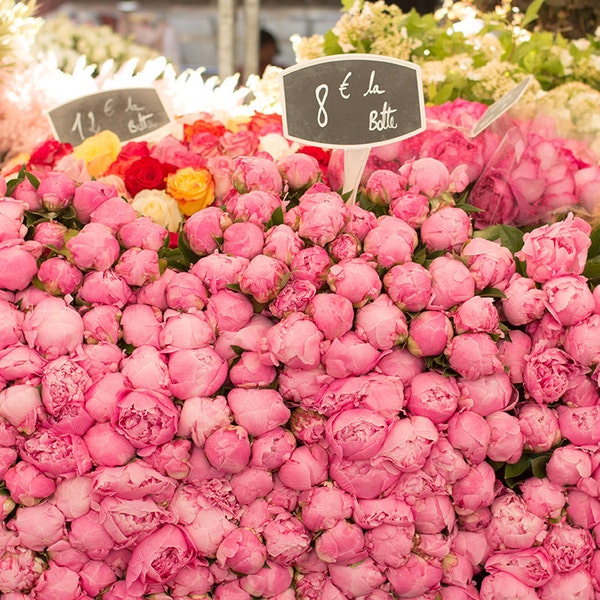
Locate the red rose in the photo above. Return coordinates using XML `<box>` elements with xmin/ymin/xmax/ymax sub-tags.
<box><xmin>105</xmin><ymin>142</ymin><xmax>151</xmax><ymax>179</ymax></box>
<box><xmin>28</xmin><ymin>140</ymin><xmax>73</xmax><ymax>169</ymax></box>
<box><xmin>123</xmin><ymin>156</ymin><xmax>172</xmax><ymax>197</ymax></box>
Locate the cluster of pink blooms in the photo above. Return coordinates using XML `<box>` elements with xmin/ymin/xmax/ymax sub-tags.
<box><xmin>0</xmin><ymin>99</ymin><xmax>600</xmax><ymax>600</ymax></box>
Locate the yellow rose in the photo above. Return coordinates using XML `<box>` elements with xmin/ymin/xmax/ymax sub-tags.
<box><xmin>166</xmin><ymin>167</ymin><xmax>215</xmax><ymax>217</ymax></box>
<box><xmin>73</xmin><ymin>130</ymin><xmax>121</xmax><ymax>179</ymax></box>
<box><xmin>131</xmin><ymin>189</ymin><xmax>183</xmax><ymax>233</ymax></box>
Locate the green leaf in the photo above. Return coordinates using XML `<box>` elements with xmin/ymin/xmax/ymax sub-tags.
<box><xmin>323</xmin><ymin>30</ymin><xmax>344</xmax><ymax>56</ymax></box>
<box><xmin>267</xmin><ymin>205</ymin><xmax>284</xmax><ymax>228</ymax></box>
<box><xmin>177</xmin><ymin>230</ymin><xmax>203</xmax><ymax>266</ymax></box>
<box><xmin>474</xmin><ymin>225</ymin><xmax>524</xmax><ymax>255</ymax></box>
<box><xmin>531</xmin><ymin>453</ymin><xmax>551</xmax><ymax>479</ymax></box>
<box><xmin>478</xmin><ymin>287</ymin><xmax>506</xmax><ymax>299</ymax></box>
<box><xmin>504</xmin><ymin>455</ymin><xmax>530</xmax><ymax>479</ymax></box>
<box><xmin>230</xmin><ymin>345</ymin><xmax>246</xmax><ymax>356</ymax></box>
<box><xmin>588</xmin><ymin>226</ymin><xmax>600</xmax><ymax>259</ymax></box>
<box><xmin>583</xmin><ymin>256</ymin><xmax>600</xmax><ymax>282</ymax></box>
<box><xmin>521</xmin><ymin>0</ymin><xmax>546</xmax><ymax>28</ymax></box>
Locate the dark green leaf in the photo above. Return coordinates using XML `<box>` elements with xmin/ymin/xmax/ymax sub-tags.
<box><xmin>230</xmin><ymin>345</ymin><xmax>246</xmax><ymax>356</ymax></box>
<box><xmin>474</xmin><ymin>224</ymin><xmax>524</xmax><ymax>254</ymax></box>
<box><xmin>478</xmin><ymin>287</ymin><xmax>506</xmax><ymax>299</ymax></box>
<box><xmin>583</xmin><ymin>256</ymin><xmax>600</xmax><ymax>281</ymax></box>
<box><xmin>267</xmin><ymin>205</ymin><xmax>284</xmax><ymax>228</ymax></box>
<box><xmin>531</xmin><ymin>453</ymin><xmax>551</xmax><ymax>479</ymax></box>
<box><xmin>587</xmin><ymin>226</ymin><xmax>600</xmax><ymax>260</ymax></box>
<box><xmin>177</xmin><ymin>230</ymin><xmax>203</xmax><ymax>266</ymax></box>
<box><xmin>504</xmin><ymin>455</ymin><xmax>530</xmax><ymax>479</ymax></box>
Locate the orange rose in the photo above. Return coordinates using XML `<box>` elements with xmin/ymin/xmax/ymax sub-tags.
<box><xmin>166</xmin><ymin>167</ymin><xmax>215</xmax><ymax>216</ymax></box>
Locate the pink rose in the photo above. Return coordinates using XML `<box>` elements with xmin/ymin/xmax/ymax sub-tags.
<box><xmin>72</xmin><ymin>180</ymin><xmax>118</xmax><ymax>223</ymax></box>
<box><xmin>125</xmin><ymin>524</ymin><xmax>196</xmax><ymax>596</ymax></box>
<box><xmin>321</xmin><ymin>331</ymin><xmax>381</xmax><ymax>378</ymax></box>
<box><xmin>325</xmin><ymin>408</ymin><xmax>389</xmax><ymax>461</ymax></box>
<box><xmin>538</xmin><ymin>569</ymin><xmax>595</xmax><ymax>600</ymax></box>
<box><xmin>406</xmin><ymin>371</ymin><xmax>459</xmax><ymax>424</ymax></box>
<box><xmin>355</xmin><ymin>293</ymin><xmax>408</xmax><ymax>350</ymax></box>
<box><xmin>389</xmin><ymin>187</ymin><xmax>430</xmax><ymax>228</ymax></box>
<box><xmin>183</xmin><ymin>206</ymin><xmax>231</xmax><ymax>256</ymax></box>
<box><xmin>205</xmin><ymin>425</ymin><xmax>251</xmax><ymax>474</ymax></box>
<box><xmin>66</xmin><ymin>222</ymin><xmax>120</xmax><ymax>271</ymax></box>
<box><xmin>542</xmin><ymin>275</ymin><xmax>594</xmax><ymax>326</ymax></box>
<box><xmin>518</xmin><ymin>403</ymin><xmax>561</xmax><ymax>452</ymax></box>
<box><xmin>399</xmin><ymin>157</ymin><xmax>450</xmax><ymax>196</ymax></box>
<box><xmin>299</xmin><ymin>486</ymin><xmax>353</xmax><ymax>531</ymax></box>
<box><xmin>111</xmin><ymin>389</ymin><xmax>178</xmax><ymax>450</ymax></box>
<box><xmin>118</xmin><ymin>216</ymin><xmax>167</xmax><ymax>251</ymax></box>
<box><xmin>232</xmin><ymin>156</ymin><xmax>283</xmax><ymax>195</ymax></box>
<box><xmin>239</xmin><ymin>254</ymin><xmax>290</xmax><ymax>304</ymax></box>
<box><xmin>447</xmin><ymin>410</ymin><xmax>491</xmax><ymax>464</ymax></box>
<box><xmin>480</xmin><ymin>571</ymin><xmax>539</xmax><ymax>600</ymax></box>
<box><xmin>421</xmin><ymin>207</ymin><xmax>472</xmax><ymax>252</ymax></box>
<box><xmin>277</xmin><ymin>153</ymin><xmax>320</xmax><ymax>191</ymax></box>
<box><xmin>363</xmin><ymin>215</ymin><xmax>418</xmax><ymax>268</ymax></box>
<box><xmin>523</xmin><ymin>344</ymin><xmax>587</xmax><ymax>404</ymax></box>
<box><xmin>217</xmin><ymin>528</ymin><xmax>267</xmax><ymax>575</ymax></box>
<box><xmin>305</xmin><ymin>293</ymin><xmax>354</xmax><ymax>340</ymax></box>
<box><xmin>265</xmin><ymin>312</ymin><xmax>323</xmax><ymax>370</ymax></box>
<box><xmin>168</xmin><ymin>347</ymin><xmax>228</xmax><ymax>399</ymax></box>
<box><xmin>295</xmin><ymin>190</ymin><xmax>349</xmax><ymax>246</ymax></box>
<box><xmin>461</xmin><ymin>237</ymin><xmax>515</xmax><ymax>291</ymax></box>
<box><xmin>227</xmin><ymin>388</ymin><xmax>290</xmax><ymax>437</ymax></box>
<box><xmin>36</xmin><ymin>257</ymin><xmax>83</xmax><ymax>296</ymax></box>
<box><xmin>516</xmin><ymin>213</ymin><xmax>591</xmax><ymax>283</ymax></box>
<box><xmin>120</xmin><ymin>303</ymin><xmax>162</xmax><ymax>348</ymax></box>
<box><xmin>386</xmin><ymin>552</ymin><xmax>443</xmax><ymax>598</ymax></box>
<box><xmin>315</xmin><ymin>519</ymin><xmax>367</xmax><ymax>565</ymax></box>
<box><xmin>428</xmin><ymin>255</ymin><xmax>475</xmax><ymax>310</ymax></box>
<box><xmin>470</xmin><ymin>170</ymin><xmax>519</xmax><ymax>229</ymax></box>
<box><xmin>0</xmin><ymin>240</ymin><xmax>40</xmax><ymax>291</ymax></box>
<box><xmin>407</xmin><ymin>310</ymin><xmax>453</xmax><ymax>357</ymax></box>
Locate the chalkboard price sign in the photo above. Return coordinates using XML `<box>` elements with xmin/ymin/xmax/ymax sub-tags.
<box><xmin>47</xmin><ymin>88</ymin><xmax>172</xmax><ymax>146</ymax></box>
<box><xmin>279</xmin><ymin>55</ymin><xmax>425</xmax><ymax>149</ymax></box>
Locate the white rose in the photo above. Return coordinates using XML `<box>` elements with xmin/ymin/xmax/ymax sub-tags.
<box><xmin>131</xmin><ymin>189</ymin><xmax>183</xmax><ymax>233</ymax></box>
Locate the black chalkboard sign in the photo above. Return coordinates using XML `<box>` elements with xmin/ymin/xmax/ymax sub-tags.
<box><xmin>47</xmin><ymin>88</ymin><xmax>172</xmax><ymax>146</ymax></box>
<box><xmin>279</xmin><ymin>55</ymin><xmax>425</xmax><ymax>149</ymax></box>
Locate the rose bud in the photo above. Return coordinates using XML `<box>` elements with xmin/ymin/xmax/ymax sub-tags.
<box><xmin>327</xmin><ymin>257</ymin><xmax>382</xmax><ymax>308</ymax></box>
<box><xmin>407</xmin><ymin>310</ymin><xmax>453</xmax><ymax>358</ymax></box>
<box><xmin>421</xmin><ymin>207</ymin><xmax>472</xmax><ymax>252</ymax></box>
<box><xmin>355</xmin><ymin>293</ymin><xmax>408</xmax><ymax>350</ymax></box>
<box><xmin>428</xmin><ymin>255</ymin><xmax>475</xmax><ymax>310</ymax></box>
<box><xmin>306</xmin><ymin>293</ymin><xmax>354</xmax><ymax>341</ymax></box>
<box><xmin>315</xmin><ymin>520</ymin><xmax>368</xmax><ymax>565</ymax></box>
<box><xmin>363</xmin><ymin>215</ymin><xmax>418</xmax><ymax>268</ymax></box>
<box><xmin>227</xmin><ymin>388</ymin><xmax>290</xmax><ymax>437</ymax></box>
<box><xmin>66</xmin><ymin>222</ymin><xmax>121</xmax><ymax>272</ymax></box>
<box><xmin>217</xmin><ymin>528</ymin><xmax>267</xmax><ymax>575</ymax></box>
<box><xmin>263</xmin><ymin>224</ymin><xmax>304</xmax><ymax>265</ymax></box>
<box><xmin>406</xmin><ymin>371</ymin><xmax>460</xmax><ymax>424</ymax></box>
<box><xmin>277</xmin><ymin>445</ymin><xmax>329</xmax><ymax>490</ymax></box>
<box><xmin>384</xmin><ymin>261</ymin><xmax>432</xmax><ymax>313</ymax></box>
<box><xmin>205</xmin><ymin>426</ymin><xmax>251</xmax><ymax>474</ymax></box>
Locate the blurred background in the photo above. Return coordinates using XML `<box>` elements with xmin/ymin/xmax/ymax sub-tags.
<box><xmin>39</xmin><ymin>1</ymin><xmax>441</xmax><ymax>75</ymax></box>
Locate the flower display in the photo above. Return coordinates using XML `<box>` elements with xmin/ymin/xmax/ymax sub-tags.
<box><xmin>0</xmin><ymin>93</ymin><xmax>598</xmax><ymax>599</ymax></box>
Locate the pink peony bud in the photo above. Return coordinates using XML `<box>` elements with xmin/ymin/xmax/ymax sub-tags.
<box><xmin>204</xmin><ymin>426</ymin><xmax>251</xmax><ymax>474</ymax></box>
<box><xmin>421</xmin><ymin>207</ymin><xmax>472</xmax><ymax>252</ymax></box>
<box><xmin>407</xmin><ymin>310</ymin><xmax>453</xmax><ymax>357</ymax></box>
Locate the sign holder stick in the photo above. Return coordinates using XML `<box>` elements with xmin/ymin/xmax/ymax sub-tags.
<box><xmin>342</xmin><ymin>147</ymin><xmax>371</xmax><ymax>206</ymax></box>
